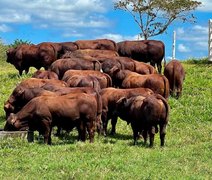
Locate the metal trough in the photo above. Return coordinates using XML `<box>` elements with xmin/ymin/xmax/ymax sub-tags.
<box><xmin>0</xmin><ymin>129</ymin><xmax>34</xmax><ymax>142</ymax></box>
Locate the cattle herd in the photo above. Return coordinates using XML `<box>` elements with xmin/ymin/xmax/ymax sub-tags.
<box><xmin>3</xmin><ymin>38</ymin><xmax>185</xmax><ymax>147</ymax></box>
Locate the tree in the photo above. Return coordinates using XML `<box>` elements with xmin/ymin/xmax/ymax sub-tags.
<box><xmin>9</xmin><ymin>39</ymin><xmax>32</xmax><ymax>48</ymax></box>
<box><xmin>114</xmin><ymin>0</ymin><xmax>202</xmax><ymax>40</ymax></box>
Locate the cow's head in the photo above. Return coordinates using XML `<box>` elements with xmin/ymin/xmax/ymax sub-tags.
<box><xmin>11</xmin><ymin>86</ymin><xmax>25</xmax><ymax>102</ymax></box>
<box><xmin>6</xmin><ymin>48</ymin><xmax>16</xmax><ymax>63</ymax></box>
<box><xmin>4</xmin><ymin>113</ymin><xmax>28</xmax><ymax>131</ymax></box>
<box><xmin>115</xmin><ymin>97</ymin><xmax>131</xmax><ymax>122</ymax></box>
<box><xmin>4</xmin><ymin>101</ymin><xmax>15</xmax><ymax>119</ymax></box>
<box><xmin>5</xmin><ymin>86</ymin><xmax>26</xmax><ymax>114</ymax></box>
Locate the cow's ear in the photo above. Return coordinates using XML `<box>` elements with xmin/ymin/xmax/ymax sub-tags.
<box><xmin>110</xmin><ymin>66</ymin><xmax>120</xmax><ymax>75</ymax></box>
<box><xmin>116</xmin><ymin>97</ymin><xmax>127</xmax><ymax>106</ymax></box>
<box><xmin>7</xmin><ymin>113</ymin><xmax>15</xmax><ymax>120</ymax></box>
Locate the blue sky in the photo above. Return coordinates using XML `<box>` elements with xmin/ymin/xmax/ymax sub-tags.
<box><xmin>0</xmin><ymin>0</ymin><xmax>211</xmax><ymax>60</ymax></box>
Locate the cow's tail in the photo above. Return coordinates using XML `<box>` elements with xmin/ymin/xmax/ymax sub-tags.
<box><xmin>73</xmin><ymin>42</ymin><xmax>79</xmax><ymax>50</ymax></box>
<box><xmin>104</xmin><ymin>73</ymin><xmax>113</xmax><ymax>87</ymax></box>
<box><xmin>110</xmin><ymin>39</ymin><xmax>118</xmax><ymax>52</ymax></box>
<box><xmin>163</xmin><ymin>75</ymin><xmax>170</xmax><ymax>99</ymax></box>
<box><xmin>49</xmin><ymin>43</ymin><xmax>58</xmax><ymax>60</ymax></box>
<box><xmin>94</xmin><ymin>90</ymin><xmax>103</xmax><ymax>134</ymax></box>
<box><xmin>155</xmin><ymin>94</ymin><xmax>169</xmax><ymax>124</ymax></box>
<box><xmin>92</xmin><ymin>78</ymin><xmax>101</xmax><ymax>93</ymax></box>
<box><xmin>173</xmin><ymin>65</ymin><xmax>176</xmax><ymax>96</ymax></box>
<box><xmin>93</xmin><ymin>60</ymin><xmax>102</xmax><ymax>71</ymax></box>
<box><xmin>117</xmin><ymin>59</ymin><xmax>125</xmax><ymax>70</ymax></box>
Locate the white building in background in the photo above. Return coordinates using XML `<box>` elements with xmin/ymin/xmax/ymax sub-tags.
<box><xmin>209</xmin><ymin>19</ymin><xmax>212</xmax><ymax>61</ymax></box>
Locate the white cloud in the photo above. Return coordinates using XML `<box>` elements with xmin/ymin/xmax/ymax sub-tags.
<box><xmin>0</xmin><ymin>0</ymin><xmax>111</xmax><ymax>29</ymax></box>
<box><xmin>0</xmin><ymin>11</ymin><xmax>31</xmax><ymax>23</ymax></box>
<box><xmin>176</xmin><ymin>25</ymin><xmax>208</xmax><ymax>50</ymax></box>
<box><xmin>178</xmin><ymin>44</ymin><xmax>190</xmax><ymax>53</ymax></box>
<box><xmin>96</xmin><ymin>33</ymin><xmax>139</xmax><ymax>42</ymax></box>
<box><xmin>197</xmin><ymin>0</ymin><xmax>212</xmax><ymax>12</ymax></box>
<box><xmin>62</xmin><ymin>32</ymin><xmax>84</xmax><ymax>38</ymax></box>
<box><xmin>176</xmin><ymin>27</ymin><xmax>185</xmax><ymax>36</ymax></box>
<box><xmin>192</xmin><ymin>25</ymin><xmax>208</xmax><ymax>34</ymax></box>
<box><xmin>0</xmin><ymin>24</ymin><xmax>11</xmax><ymax>32</ymax></box>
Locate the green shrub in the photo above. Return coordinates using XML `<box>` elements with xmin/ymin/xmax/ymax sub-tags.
<box><xmin>184</xmin><ymin>57</ymin><xmax>211</xmax><ymax>64</ymax></box>
<box><xmin>9</xmin><ymin>39</ymin><xmax>32</xmax><ymax>48</ymax></box>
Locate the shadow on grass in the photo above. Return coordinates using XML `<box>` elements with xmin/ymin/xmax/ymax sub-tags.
<box><xmin>101</xmin><ymin>132</ymin><xmax>132</xmax><ymax>145</ymax></box>
<box><xmin>33</xmin><ymin>132</ymin><xmax>78</xmax><ymax>146</ymax></box>
<box><xmin>127</xmin><ymin>140</ymin><xmax>150</xmax><ymax>148</ymax></box>
<box><xmin>107</xmin><ymin>132</ymin><xmax>132</xmax><ymax>140</ymax></box>
<box><xmin>54</xmin><ymin>133</ymin><xmax>78</xmax><ymax>145</ymax></box>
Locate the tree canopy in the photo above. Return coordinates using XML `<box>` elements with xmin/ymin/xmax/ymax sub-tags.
<box><xmin>114</xmin><ymin>0</ymin><xmax>202</xmax><ymax>39</ymax></box>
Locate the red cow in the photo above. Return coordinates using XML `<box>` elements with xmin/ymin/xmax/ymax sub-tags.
<box><xmin>116</xmin><ymin>94</ymin><xmax>169</xmax><ymax>147</ymax></box>
<box><xmin>75</xmin><ymin>39</ymin><xmax>117</xmax><ymax>51</ymax></box>
<box><xmin>164</xmin><ymin>60</ymin><xmax>185</xmax><ymax>98</ymax></box>
<box><xmin>117</xmin><ymin>40</ymin><xmax>165</xmax><ymax>73</ymax></box>
<box><xmin>109</xmin><ymin>68</ymin><xmax>169</xmax><ymax>99</ymax></box>
<box><xmin>100</xmin><ymin>87</ymin><xmax>154</xmax><ymax>135</ymax></box>
<box><xmin>4</xmin><ymin>93</ymin><xmax>98</xmax><ymax>144</ymax></box>
<box><xmin>49</xmin><ymin>58</ymin><xmax>101</xmax><ymax>79</ymax></box>
<box><xmin>32</xmin><ymin>70</ymin><xmax>59</xmax><ymax>79</ymax></box>
<box><xmin>62</xmin><ymin>70</ymin><xmax>112</xmax><ymax>88</ymax></box>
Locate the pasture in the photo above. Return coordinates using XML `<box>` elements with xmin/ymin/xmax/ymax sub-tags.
<box><xmin>0</xmin><ymin>58</ymin><xmax>211</xmax><ymax>179</ymax></box>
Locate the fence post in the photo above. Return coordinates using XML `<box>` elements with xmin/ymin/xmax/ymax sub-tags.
<box><xmin>209</xmin><ymin>19</ymin><xmax>212</xmax><ymax>61</ymax></box>
<box><xmin>172</xmin><ymin>31</ymin><xmax>176</xmax><ymax>60</ymax></box>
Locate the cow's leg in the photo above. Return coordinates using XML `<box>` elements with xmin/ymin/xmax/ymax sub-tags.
<box><xmin>39</xmin><ymin>118</ymin><xmax>51</xmax><ymax>144</ymax></box>
<box><xmin>55</xmin><ymin>126</ymin><xmax>62</xmax><ymax>136</ymax></box>
<box><xmin>176</xmin><ymin>82</ymin><xmax>182</xmax><ymax>99</ymax></box>
<box><xmin>131</xmin><ymin>123</ymin><xmax>138</xmax><ymax>145</ymax></box>
<box><xmin>102</xmin><ymin>111</ymin><xmax>108</xmax><ymax>136</ymax></box>
<box><xmin>25</xmin><ymin>67</ymin><xmax>29</xmax><ymax>74</ymax></box>
<box><xmin>43</xmin><ymin>128</ymin><xmax>50</xmax><ymax>144</ymax></box>
<box><xmin>150</xmin><ymin>61</ymin><xmax>156</xmax><ymax>69</ymax></box>
<box><xmin>76</xmin><ymin>121</ymin><xmax>84</xmax><ymax>142</ymax></box>
<box><xmin>157</xmin><ymin>62</ymin><xmax>162</xmax><ymax>74</ymax></box>
<box><xmin>142</xmin><ymin>130</ymin><xmax>148</xmax><ymax>145</ymax></box>
<box><xmin>18</xmin><ymin>69</ymin><xmax>23</xmax><ymax>76</ymax></box>
<box><xmin>79</xmin><ymin>121</ymin><xmax>86</xmax><ymax>142</ymax></box>
<box><xmin>149</xmin><ymin>126</ymin><xmax>156</xmax><ymax>147</ymax></box>
<box><xmin>96</xmin><ymin>114</ymin><xmax>102</xmax><ymax>135</ymax></box>
<box><xmin>110</xmin><ymin>115</ymin><xmax>118</xmax><ymax>135</ymax></box>
<box><xmin>27</xmin><ymin>129</ymin><xmax>34</xmax><ymax>143</ymax></box>
<box><xmin>76</xmin><ymin>126</ymin><xmax>82</xmax><ymax>141</ymax></box>
<box><xmin>176</xmin><ymin>91</ymin><xmax>181</xmax><ymax>99</ymax></box>
<box><xmin>47</xmin><ymin>126</ymin><xmax>53</xmax><ymax>145</ymax></box>
<box><xmin>86</xmin><ymin>120</ymin><xmax>95</xmax><ymax>143</ymax></box>
<box><xmin>160</xmin><ymin>123</ymin><xmax>167</xmax><ymax>147</ymax></box>
<box><xmin>81</xmin><ymin>128</ymin><xmax>86</xmax><ymax>142</ymax></box>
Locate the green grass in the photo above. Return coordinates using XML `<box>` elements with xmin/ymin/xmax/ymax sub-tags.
<box><xmin>0</xmin><ymin>58</ymin><xmax>211</xmax><ymax>179</ymax></box>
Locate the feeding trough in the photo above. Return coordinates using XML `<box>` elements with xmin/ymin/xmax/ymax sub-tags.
<box><xmin>0</xmin><ymin>129</ymin><xmax>34</xmax><ymax>142</ymax></box>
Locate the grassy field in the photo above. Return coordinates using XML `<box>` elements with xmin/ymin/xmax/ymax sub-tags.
<box><xmin>0</xmin><ymin>58</ymin><xmax>211</xmax><ymax>179</ymax></box>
